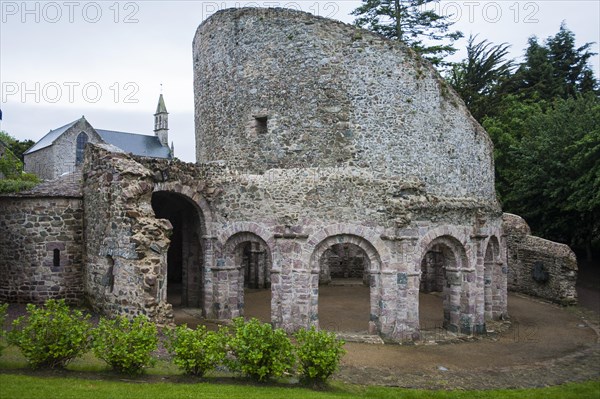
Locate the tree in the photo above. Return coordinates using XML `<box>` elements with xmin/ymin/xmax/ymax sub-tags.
<box><xmin>511</xmin><ymin>23</ymin><xmax>598</xmax><ymax>101</ymax></box>
<box><xmin>352</xmin><ymin>0</ymin><xmax>463</xmax><ymax>67</ymax></box>
<box><xmin>448</xmin><ymin>35</ymin><xmax>514</xmax><ymax>121</ymax></box>
<box><xmin>0</xmin><ymin>131</ymin><xmax>39</xmax><ymax>193</ymax></box>
<box><xmin>484</xmin><ymin>94</ymin><xmax>600</xmax><ymax>260</ymax></box>
<box><xmin>0</xmin><ymin>131</ymin><xmax>35</xmax><ymax>162</ymax></box>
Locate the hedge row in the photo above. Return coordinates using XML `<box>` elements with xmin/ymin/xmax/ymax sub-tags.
<box><xmin>0</xmin><ymin>300</ymin><xmax>345</xmax><ymax>383</ymax></box>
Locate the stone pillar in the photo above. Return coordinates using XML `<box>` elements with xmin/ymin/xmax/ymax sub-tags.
<box><xmin>461</xmin><ymin>268</ymin><xmax>479</xmax><ymax>334</ymax></box>
<box><xmin>211</xmin><ymin>257</ymin><xmax>241</xmax><ymax>320</ymax></box>
<box><xmin>370</xmin><ymin>270</ymin><xmax>384</xmax><ymax>335</ymax></box>
<box><xmin>273</xmin><ymin>231</ymin><xmax>309</xmax><ymax>332</ymax></box>
<box><xmin>383</xmin><ymin>236</ymin><xmax>419</xmax><ymax>341</ymax></box>
<box><xmin>202</xmin><ymin>235</ymin><xmax>216</xmax><ymax>318</ymax></box>
<box><xmin>471</xmin><ymin>234</ymin><xmax>487</xmax><ymax>332</ymax></box>
<box><xmin>288</xmin><ymin>268</ymin><xmax>313</xmax><ymax>331</ymax></box>
<box><xmin>250</xmin><ymin>242</ymin><xmax>265</xmax><ymax>289</ymax></box>
<box><xmin>497</xmin><ymin>234</ymin><xmax>509</xmax><ymax>319</ymax></box>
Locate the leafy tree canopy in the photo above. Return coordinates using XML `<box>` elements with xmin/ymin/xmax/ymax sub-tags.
<box><xmin>511</xmin><ymin>22</ymin><xmax>598</xmax><ymax>101</ymax></box>
<box><xmin>448</xmin><ymin>35</ymin><xmax>514</xmax><ymax>121</ymax></box>
<box><xmin>484</xmin><ymin>94</ymin><xmax>600</xmax><ymax>259</ymax></box>
<box><xmin>352</xmin><ymin>0</ymin><xmax>463</xmax><ymax>67</ymax></box>
<box><xmin>0</xmin><ymin>131</ymin><xmax>39</xmax><ymax>193</ymax></box>
<box><xmin>0</xmin><ymin>131</ymin><xmax>35</xmax><ymax>162</ymax></box>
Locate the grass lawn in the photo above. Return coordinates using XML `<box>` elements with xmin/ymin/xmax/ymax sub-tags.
<box><xmin>0</xmin><ymin>374</ymin><xmax>599</xmax><ymax>399</ymax></box>
<box><xmin>0</xmin><ymin>342</ymin><xmax>599</xmax><ymax>398</ymax></box>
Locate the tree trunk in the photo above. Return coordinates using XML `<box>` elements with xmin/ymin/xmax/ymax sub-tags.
<box><xmin>395</xmin><ymin>0</ymin><xmax>402</xmax><ymax>40</ymax></box>
<box><xmin>585</xmin><ymin>237</ymin><xmax>593</xmax><ymax>262</ymax></box>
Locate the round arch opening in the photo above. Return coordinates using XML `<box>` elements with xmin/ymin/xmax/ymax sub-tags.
<box><xmin>151</xmin><ymin>191</ymin><xmax>205</xmax><ymax>310</ymax></box>
<box><xmin>311</xmin><ymin>235</ymin><xmax>381</xmax><ymax>335</ymax></box>
<box><xmin>418</xmin><ymin>236</ymin><xmax>469</xmax><ymax>334</ymax></box>
<box><xmin>222</xmin><ymin>233</ymin><xmax>272</xmax><ymax>323</ymax></box>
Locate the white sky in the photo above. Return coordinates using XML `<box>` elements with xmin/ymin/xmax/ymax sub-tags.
<box><xmin>1</xmin><ymin>0</ymin><xmax>598</xmax><ymax>163</ymax></box>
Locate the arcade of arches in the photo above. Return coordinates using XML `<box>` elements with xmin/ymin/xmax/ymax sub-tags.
<box><xmin>147</xmin><ymin>193</ymin><xmax>507</xmax><ymax>339</ymax></box>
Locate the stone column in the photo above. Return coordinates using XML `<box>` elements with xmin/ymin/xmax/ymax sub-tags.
<box><xmin>471</xmin><ymin>234</ymin><xmax>487</xmax><ymax>333</ymax></box>
<box><xmin>382</xmin><ymin>235</ymin><xmax>419</xmax><ymax>341</ymax></box>
<box><xmin>202</xmin><ymin>235</ymin><xmax>216</xmax><ymax>318</ymax></box>
<box><xmin>272</xmin><ymin>231</ymin><xmax>309</xmax><ymax>332</ymax></box>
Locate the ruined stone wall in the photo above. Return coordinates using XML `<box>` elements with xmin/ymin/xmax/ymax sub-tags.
<box><xmin>503</xmin><ymin>213</ymin><xmax>577</xmax><ymax>305</ymax></box>
<box><xmin>82</xmin><ymin>144</ymin><xmax>173</xmax><ymax>323</ymax></box>
<box><xmin>0</xmin><ymin>196</ymin><xmax>84</xmax><ymax>303</ymax></box>
<box><xmin>194</xmin><ymin>7</ymin><xmax>496</xmax><ymax>201</ymax></box>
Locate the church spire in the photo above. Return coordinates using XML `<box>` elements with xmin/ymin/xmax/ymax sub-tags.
<box><xmin>154</xmin><ymin>93</ymin><xmax>169</xmax><ymax>147</ymax></box>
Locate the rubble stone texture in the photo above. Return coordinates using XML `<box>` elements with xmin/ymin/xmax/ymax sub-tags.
<box><xmin>503</xmin><ymin>213</ymin><xmax>578</xmax><ymax>305</ymax></box>
<box><xmin>0</xmin><ymin>8</ymin><xmax>577</xmax><ymax>341</ymax></box>
<box><xmin>0</xmin><ymin>172</ymin><xmax>84</xmax><ymax>303</ymax></box>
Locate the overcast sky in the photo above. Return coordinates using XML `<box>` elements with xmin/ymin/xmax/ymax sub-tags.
<box><xmin>1</xmin><ymin>0</ymin><xmax>598</xmax><ymax>163</ymax></box>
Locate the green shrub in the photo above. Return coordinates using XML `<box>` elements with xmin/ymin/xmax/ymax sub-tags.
<box><xmin>294</xmin><ymin>327</ymin><xmax>346</xmax><ymax>384</ymax></box>
<box><xmin>7</xmin><ymin>299</ymin><xmax>91</xmax><ymax>369</ymax></box>
<box><xmin>0</xmin><ymin>179</ymin><xmax>39</xmax><ymax>194</ymax></box>
<box><xmin>228</xmin><ymin>318</ymin><xmax>294</xmax><ymax>382</ymax></box>
<box><xmin>91</xmin><ymin>315</ymin><xmax>158</xmax><ymax>375</ymax></box>
<box><xmin>0</xmin><ymin>303</ymin><xmax>8</xmax><ymax>356</ymax></box>
<box><xmin>165</xmin><ymin>324</ymin><xmax>228</xmax><ymax>376</ymax></box>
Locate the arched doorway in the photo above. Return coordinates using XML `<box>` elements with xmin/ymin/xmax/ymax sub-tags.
<box><xmin>311</xmin><ymin>235</ymin><xmax>381</xmax><ymax>334</ymax></box>
<box><xmin>223</xmin><ymin>233</ymin><xmax>272</xmax><ymax>322</ymax></box>
<box><xmin>484</xmin><ymin>236</ymin><xmax>501</xmax><ymax>321</ymax></box>
<box><xmin>418</xmin><ymin>236</ymin><xmax>469</xmax><ymax>334</ymax></box>
<box><xmin>151</xmin><ymin>191</ymin><xmax>205</xmax><ymax>309</ymax></box>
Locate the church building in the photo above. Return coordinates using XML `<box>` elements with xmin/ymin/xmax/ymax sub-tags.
<box><xmin>23</xmin><ymin>95</ymin><xmax>173</xmax><ymax>180</ymax></box>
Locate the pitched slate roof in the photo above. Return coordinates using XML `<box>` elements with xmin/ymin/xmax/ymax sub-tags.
<box><xmin>24</xmin><ymin>117</ymin><xmax>171</xmax><ymax>159</ymax></box>
<box><xmin>24</xmin><ymin>119</ymin><xmax>79</xmax><ymax>155</ymax></box>
<box><xmin>96</xmin><ymin>129</ymin><xmax>171</xmax><ymax>159</ymax></box>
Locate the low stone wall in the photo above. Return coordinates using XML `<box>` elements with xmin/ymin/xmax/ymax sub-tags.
<box><xmin>503</xmin><ymin>213</ymin><xmax>577</xmax><ymax>305</ymax></box>
<box><xmin>0</xmin><ymin>196</ymin><xmax>84</xmax><ymax>304</ymax></box>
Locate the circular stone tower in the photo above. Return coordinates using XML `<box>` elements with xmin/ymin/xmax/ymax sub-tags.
<box><xmin>193</xmin><ymin>7</ymin><xmax>497</xmax><ymax>201</ymax></box>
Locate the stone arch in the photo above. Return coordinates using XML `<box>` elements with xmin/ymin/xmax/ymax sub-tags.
<box><xmin>484</xmin><ymin>235</ymin><xmax>502</xmax><ymax>321</ymax></box>
<box><xmin>309</xmin><ymin>233</ymin><xmax>382</xmax><ymax>334</ymax></box>
<box><xmin>416</xmin><ymin>227</ymin><xmax>473</xmax><ymax>268</ymax></box>
<box><xmin>417</xmin><ymin>232</ymin><xmax>474</xmax><ymax>334</ymax></box>
<box><xmin>215</xmin><ymin>222</ymin><xmax>275</xmax><ymax>256</ymax></box>
<box><xmin>216</xmin><ymin>231</ymin><xmax>274</xmax><ymax>321</ymax></box>
<box><xmin>305</xmin><ymin>223</ymin><xmax>391</xmax><ymax>271</ymax></box>
<box><xmin>151</xmin><ymin>188</ymin><xmax>207</xmax><ymax>311</ymax></box>
<box><xmin>153</xmin><ymin>182</ymin><xmax>213</xmax><ymax>236</ymax></box>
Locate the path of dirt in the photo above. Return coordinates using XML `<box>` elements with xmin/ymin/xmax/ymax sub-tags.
<box><xmin>171</xmin><ymin>286</ymin><xmax>600</xmax><ymax>390</ymax></box>
<box><xmin>4</xmin><ymin>288</ymin><xmax>598</xmax><ymax>390</ymax></box>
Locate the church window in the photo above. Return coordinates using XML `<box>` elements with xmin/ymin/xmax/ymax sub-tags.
<box><xmin>76</xmin><ymin>132</ymin><xmax>89</xmax><ymax>165</ymax></box>
<box><xmin>53</xmin><ymin>249</ymin><xmax>60</xmax><ymax>267</ymax></box>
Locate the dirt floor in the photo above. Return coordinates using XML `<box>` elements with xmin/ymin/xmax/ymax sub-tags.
<box><xmin>168</xmin><ymin>278</ymin><xmax>600</xmax><ymax>390</ymax></box>
<box><xmin>3</xmin><ymin>269</ymin><xmax>598</xmax><ymax>390</ymax></box>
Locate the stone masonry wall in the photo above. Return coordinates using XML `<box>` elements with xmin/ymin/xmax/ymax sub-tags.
<box><xmin>503</xmin><ymin>213</ymin><xmax>577</xmax><ymax>305</ymax></box>
<box><xmin>25</xmin><ymin>118</ymin><xmax>104</xmax><ymax>180</ymax></box>
<box><xmin>194</xmin><ymin>8</ymin><xmax>496</xmax><ymax>201</ymax></box>
<box><xmin>23</xmin><ymin>145</ymin><xmax>56</xmax><ymax>181</ymax></box>
<box><xmin>83</xmin><ymin>144</ymin><xmax>173</xmax><ymax>324</ymax></box>
<box><xmin>133</xmin><ymin>154</ymin><xmax>505</xmax><ymax>339</ymax></box>
<box><xmin>0</xmin><ymin>196</ymin><xmax>84</xmax><ymax>303</ymax></box>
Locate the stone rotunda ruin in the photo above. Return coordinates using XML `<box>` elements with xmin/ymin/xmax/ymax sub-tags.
<box><xmin>1</xmin><ymin>8</ymin><xmax>578</xmax><ymax>342</ymax></box>
<box><xmin>189</xmin><ymin>7</ymin><xmax>506</xmax><ymax>339</ymax></box>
